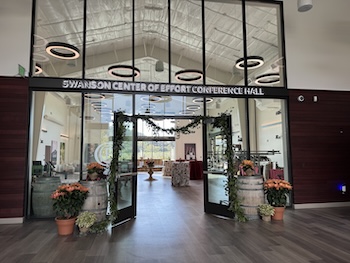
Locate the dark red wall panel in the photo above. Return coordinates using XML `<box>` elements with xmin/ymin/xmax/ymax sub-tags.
<box><xmin>289</xmin><ymin>90</ymin><xmax>350</xmax><ymax>204</ymax></box>
<box><xmin>0</xmin><ymin>77</ymin><xmax>29</xmax><ymax>218</ymax></box>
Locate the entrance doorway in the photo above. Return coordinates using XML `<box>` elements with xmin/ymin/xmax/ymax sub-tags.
<box><xmin>28</xmin><ymin>91</ymin><xmax>288</xmax><ymax>222</ymax></box>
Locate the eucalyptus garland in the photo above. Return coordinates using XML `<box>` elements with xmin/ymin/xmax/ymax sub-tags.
<box><xmin>141</xmin><ymin>115</ymin><xmax>203</xmax><ymax>136</ymax></box>
<box><xmin>105</xmin><ymin>111</ymin><xmax>247</xmax><ymax>224</ymax></box>
<box><xmin>109</xmin><ymin>111</ymin><xmax>127</xmax><ymax>221</ymax></box>
<box><xmin>213</xmin><ymin>114</ymin><xmax>247</xmax><ymax>222</ymax></box>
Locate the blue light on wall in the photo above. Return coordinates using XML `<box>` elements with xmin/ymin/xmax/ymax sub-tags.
<box><xmin>338</xmin><ymin>184</ymin><xmax>346</xmax><ymax>194</ymax></box>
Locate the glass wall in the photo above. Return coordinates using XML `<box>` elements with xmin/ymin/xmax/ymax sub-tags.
<box><xmin>31</xmin><ymin>0</ymin><xmax>285</xmax><ymax>88</ymax></box>
<box><xmin>83</xmin><ymin>93</ymin><xmax>133</xmax><ymax>175</ymax></box>
<box><xmin>85</xmin><ymin>0</ymin><xmax>133</xmax><ymax>80</ymax></box>
<box><xmin>171</xmin><ymin>0</ymin><xmax>203</xmax><ymax>85</ymax></box>
<box><xmin>135</xmin><ymin>0</ymin><xmax>169</xmax><ymax>83</ymax></box>
<box><xmin>204</xmin><ymin>1</ymin><xmax>244</xmax><ymax>85</ymax></box>
<box><xmin>30</xmin><ymin>91</ymin><xmax>82</xmax><ymax>183</ymax></box>
<box><xmin>246</xmin><ymin>1</ymin><xmax>285</xmax><ymax>87</ymax></box>
<box><xmin>32</xmin><ymin>1</ymin><xmax>84</xmax><ymax>78</ymax></box>
<box><xmin>248</xmin><ymin>98</ymin><xmax>288</xmax><ymax>181</ymax></box>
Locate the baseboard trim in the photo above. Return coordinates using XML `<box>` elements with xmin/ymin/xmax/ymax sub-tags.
<box><xmin>0</xmin><ymin>217</ymin><xmax>24</xmax><ymax>224</ymax></box>
<box><xmin>294</xmin><ymin>202</ymin><xmax>350</xmax><ymax>209</ymax></box>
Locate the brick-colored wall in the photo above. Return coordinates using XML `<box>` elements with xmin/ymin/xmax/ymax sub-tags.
<box><xmin>0</xmin><ymin>77</ymin><xmax>29</xmax><ymax>218</ymax></box>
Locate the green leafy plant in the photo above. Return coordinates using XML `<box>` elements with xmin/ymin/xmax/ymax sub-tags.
<box><xmin>76</xmin><ymin>211</ymin><xmax>97</xmax><ymax>228</ymax></box>
<box><xmin>213</xmin><ymin>113</ymin><xmax>247</xmax><ymax>222</ymax></box>
<box><xmin>258</xmin><ymin>204</ymin><xmax>275</xmax><ymax>216</ymax></box>
<box><xmin>51</xmin><ymin>183</ymin><xmax>89</xmax><ymax>219</ymax></box>
<box><xmin>264</xmin><ymin>179</ymin><xmax>293</xmax><ymax>207</ymax></box>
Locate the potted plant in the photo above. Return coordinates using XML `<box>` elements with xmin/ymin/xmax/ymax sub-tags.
<box><xmin>257</xmin><ymin>204</ymin><xmax>275</xmax><ymax>221</ymax></box>
<box><xmin>145</xmin><ymin>159</ymin><xmax>156</xmax><ymax>181</ymax></box>
<box><xmin>76</xmin><ymin>211</ymin><xmax>97</xmax><ymax>234</ymax></box>
<box><xmin>51</xmin><ymin>182</ymin><xmax>89</xmax><ymax>235</ymax></box>
<box><xmin>264</xmin><ymin>179</ymin><xmax>293</xmax><ymax>220</ymax></box>
<box><xmin>86</xmin><ymin>162</ymin><xmax>106</xmax><ymax>181</ymax></box>
<box><xmin>239</xmin><ymin>160</ymin><xmax>255</xmax><ymax>176</ymax></box>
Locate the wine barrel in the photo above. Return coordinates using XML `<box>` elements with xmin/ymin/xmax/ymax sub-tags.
<box><xmin>80</xmin><ymin>181</ymin><xmax>108</xmax><ymax>222</ymax></box>
<box><xmin>32</xmin><ymin>177</ymin><xmax>61</xmax><ymax>218</ymax></box>
<box><xmin>237</xmin><ymin>175</ymin><xmax>265</xmax><ymax>220</ymax></box>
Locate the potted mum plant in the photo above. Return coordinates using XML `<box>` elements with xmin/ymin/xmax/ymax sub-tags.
<box><xmin>239</xmin><ymin>159</ymin><xmax>255</xmax><ymax>176</ymax></box>
<box><xmin>257</xmin><ymin>204</ymin><xmax>275</xmax><ymax>222</ymax></box>
<box><xmin>76</xmin><ymin>211</ymin><xmax>97</xmax><ymax>234</ymax></box>
<box><xmin>51</xmin><ymin>182</ymin><xmax>89</xmax><ymax>235</ymax></box>
<box><xmin>87</xmin><ymin>162</ymin><xmax>106</xmax><ymax>181</ymax></box>
<box><xmin>263</xmin><ymin>179</ymin><xmax>293</xmax><ymax>220</ymax></box>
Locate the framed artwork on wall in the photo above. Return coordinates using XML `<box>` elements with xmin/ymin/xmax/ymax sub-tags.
<box><xmin>185</xmin><ymin>143</ymin><xmax>196</xmax><ymax>160</ymax></box>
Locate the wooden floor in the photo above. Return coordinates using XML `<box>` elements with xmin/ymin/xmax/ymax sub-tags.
<box><xmin>1</xmin><ymin>172</ymin><xmax>350</xmax><ymax>263</ymax></box>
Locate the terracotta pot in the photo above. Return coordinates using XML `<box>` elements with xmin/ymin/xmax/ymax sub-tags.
<box><xmin>272</xmin><ymin>207</ymin><xmax>285</xmax><ymax>221</ymax></box>
<box><xmin>55</xmin><ymin>217</ymin><xmax>76</xmax><ymax>235</ymax></box>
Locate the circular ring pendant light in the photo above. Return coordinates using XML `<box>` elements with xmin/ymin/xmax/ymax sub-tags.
<box><xmin>35</xmin><ymin>63</ymin><xmax>43</xmax><ymax>75</ymax></box>
<box><xmin>84</xmin><ymin>93</ymin><xmax>106</xmax><ymax>99</ymax></box>
<box><xmin>255</xmin><ymin>73</ymin><xmax>280</xmax><ymax>85</ymax></box>
<box><xmin>108</xmin><ymin>65</ymin><xmax>141</xmax><ymax>78</ymax></box>
<box><xmin>186</xmin><ymin>105</ymin><xmax>201</xmax><ymax>111</ymax></box>
<box><xmin>192</xmin><ymin>97</ymin><xmax>213</xmax><ymax>104</ymax></box>
<box><xmin>46</xmin><ymin>42</ymin><xmax>80</xmax><ymax>59</ymax></box>
<box><xmin>175</xmin><ymin>69</ymin><xmax>203</xmax><ymax>82</ymax></box>
<box><xmin>235</xmin><ymin>56</ymin><xmax>264</xmax><ymax>70</ymax></box>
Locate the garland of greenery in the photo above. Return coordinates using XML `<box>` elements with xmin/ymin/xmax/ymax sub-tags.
<box><xmin>89</xmin><ymin>112</ymin><xmax>126</xmax><ymax>234</ymax></box>
<box><xmin>141</xmin><ymin>115</ymin><xmax>204</xmax><ymax>136</ymax></box>
<box><xmin>213</xmin><ymin>114</ymin><xmax>247</xmax><ymax>222</ymax></box>
<box><xmin>98</xmin><ymin>111</ymin><xmax>247</xmax><ymax>230</ymax></box>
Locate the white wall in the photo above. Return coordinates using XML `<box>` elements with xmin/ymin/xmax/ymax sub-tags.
<box><xmin>175</xmin><ymin>120</ymin><xmax>203</xmax><ymax>161</ymax></box>
<box><xmin>282</xmin><ymin>0</ymin><xmax>350</xmax><ymax>91</ymax></box>
<box><xmin>0</xmin><ymin>1</ymin><xmax>32</xmax><ymax>76</ymax></box>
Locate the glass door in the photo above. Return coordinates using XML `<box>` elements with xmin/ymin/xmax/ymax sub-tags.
<box><xmin>204</xmin><ymin>116</ymin><xmax>234</xmax><ymax>218</ymax></box>
<box><xmin>113</xmin><ymin>115</ymin><xmax>137</xmax><ymax>225</ymax></box>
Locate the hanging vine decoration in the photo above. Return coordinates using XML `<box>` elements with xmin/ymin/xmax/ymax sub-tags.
<box><xmin>89</xmin><ymin>111</ymin><xmax>126</xmax><ymax>234</ymax></box>
<box><xmin>109</xmin><ymin>111</ymin><xmax>128</xmax><ymax>221</ymax></box>
<box><xmin>104</xmin><ymin>111</ymin><xmax>247</xmax><ymax>227</ymax></box>
<box><xmin>213</xmin><ymin>114</ymin><xmax>247</xmax><ymax>223</ymax></box>
<box><xmin>141</xmin><ymin>115</ymin><xmax>204</xmax><ymax>136</ymax></box>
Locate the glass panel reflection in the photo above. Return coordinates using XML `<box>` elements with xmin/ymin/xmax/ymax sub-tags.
<box><xmin>208</xmin><ymin>172</ymin><xmax>228</xmax><ymax>205</ymax></box>
<box><xmin>116</xmin><ymin>175</ymin><xmax>133</xmax><ymax>210</ymax></box>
